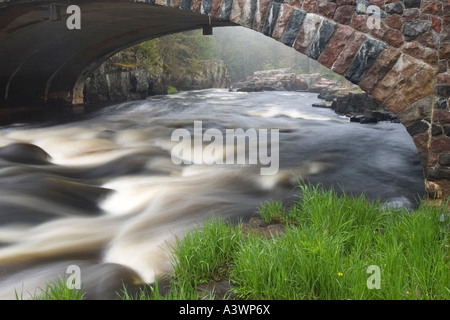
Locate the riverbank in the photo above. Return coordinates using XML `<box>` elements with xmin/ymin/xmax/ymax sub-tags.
<box><xmin>28</xmin><ymin>184</ymin><xmax>450</xmax><ymax>300</ymax></box>
<box><xmin>313</xmin><ymin>87</ymin><xmax>399</xmax><ymax>124</ymax></box>
<box><xmin>231</xmin><ymin>68</ymin><xmax>398</xmax><ymax>124</ymax></box>
<box><xmin>123</xmin><ymin>184</ymin><xmax>450</xmax><ymax>300</ymax></box>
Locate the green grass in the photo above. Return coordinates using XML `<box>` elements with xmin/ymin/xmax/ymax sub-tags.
<box><xmin>16</xmin><ymin>277</ymin><xmax>85</xmax><ymax>300</ymax></box>
<box><xmin>258</xmin><ymin>200</ymin><xmax>285</xmax><ymax>224</ymax></box>
<box><xmin>171</xmin><ymin>216</ymin><xmax>242</xmax><ymax>285</ymax></box>
<box><xmin>26</xmin><ymin>184</ymin><xmax>450</xmax><ymax>300</ymax></box>
<box><xmin>148</xmin><ymin>184</ymin><xmax>449</xmax><ymax>300</ymax></box>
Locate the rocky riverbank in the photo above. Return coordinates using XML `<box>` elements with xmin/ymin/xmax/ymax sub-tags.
<box><xmin>83</xmin><ymin>49</ymin><xmax>230</xmax><ymax>103</ymax></box>
<box><xmin>328</xmin><ymin>91</ymin><xmax>399</xmax><ymax>123</ymax></box>
<box><xmin>232</xmin><ymin>69</ymin><xmax>308</xmax><ymax>92</ymax></box>
<box><xmin>167</xmin><ymin>60</ymin><xmax>230</xmax><ymax>91</ymax></box>
<box><xmin>233</xmin><ymin>68</ymin><xmax>398</xmax><ymax>124</ymax></box>
<box><xmin>231</xmin><ymin>69</ymin><xmax>341</xmax><ymax>94</ymax></box>
<box><xmin>83</xmin><ymin>49</ymin><xmax>166</xmax><ymax>103</ymax></box>
<box><xmin>313</xmin><ymin>84</ymin><xmax>399</xmax><ymax>123</ymax></box>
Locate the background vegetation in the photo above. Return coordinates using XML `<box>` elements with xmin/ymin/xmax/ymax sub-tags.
<box><xmin>131</xmin><ymin>27</ymin><xmax>346</xmax><ymax>85</ymax></box>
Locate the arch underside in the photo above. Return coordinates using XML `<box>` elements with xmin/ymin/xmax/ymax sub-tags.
<box><xmin>0</xmin><ymin>0</ymin><xmax>448</xmax><ymax>198</ymax></box>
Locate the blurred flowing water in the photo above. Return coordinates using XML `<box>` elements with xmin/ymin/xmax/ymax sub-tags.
<box><xmin>0</xmin><ymin>89</ymin><xmax>424</xmax><ymax>299</ymax></box>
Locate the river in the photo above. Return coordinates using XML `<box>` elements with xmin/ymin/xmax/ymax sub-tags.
<box><xmin>0</xmin><ymin>89</ymin><xmax>425</xmax><ymax>299</ymax></box>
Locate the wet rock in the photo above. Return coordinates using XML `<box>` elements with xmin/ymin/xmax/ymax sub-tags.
<box><xmin>350</xmin><ymin>115</ymin><xmax>365</xmax><ymax>122</ymax></box>
<box><xmin>0</xmin><ymin>143</ymin><xmax>52</xmax><ymax>165</ymax></box>
<box><xmin>359</xmin><ymin>116</ymin><xmax>378</xmax><ymax>124</ymax></box>
<box><xmin>365</xmin><ymin>110</ymin><xmax>398</xmax><ymax>122</ymax></box>
<box><xmin>330</xmin><ymin>92</ymin><xmax>393</xmax><ymax>123</ymax></box>
<box><xmin>350</xmin><ymin>114</ymin><xmax>378</xmax><ymax>124</ymax></box>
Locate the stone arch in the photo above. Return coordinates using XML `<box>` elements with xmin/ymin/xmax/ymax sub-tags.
<box><xmin>139</xmin><ymin>0</ymin><xmax>442</xmax><ymax>198</ymax></box>
<box><xmin>0</xmin><ymin>0</ymin><xmax>449</xmax><ymax>198</ymax></box>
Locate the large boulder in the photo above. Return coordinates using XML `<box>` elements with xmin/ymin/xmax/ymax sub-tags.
<box><xmin>234</xmin><ymin>69</ymin><xmax>309</xmax><ymax>92</ymax></box>
<box><xmin>331</xmin><ymin>92</ymin><xmax>399</xmax><ymax>123</ymax></box>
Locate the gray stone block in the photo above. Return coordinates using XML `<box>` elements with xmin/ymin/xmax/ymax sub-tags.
<box><xmin>428</xmin><ymin>167</ymin><xmax>450</xmax><ymax>180</ymax></box>
<box><xmin>404</xmin><ymin>0</ymin><xmax>421</xmax><ymax>8</ymax></box>
<box><xmin>439</xmin><ymin>154</ymin><xmax>450</xmax><ymax>166</ymax></box>
<box><xmin>308</xmin><ymin>20</ymin><xmax>337</xmax><ymax>60</ymax></box>
<box><xmin>345</xmin><ymin>39</ymin><xmax>386</xmax><ymax>84</ymax></box>
<box><xmin>385</xmin><ymin>2</ymin><xmax>404</xmax><ymax>15</ymax></box>
<box><xmin>281</xmin><ymin>9</ymin><xmax>307</xmax><ymax>47</ymax></box>
<box><xmin>263</xmin><ymin>2</ymin><xmax>282</xmax><ymax>37</ymax></box>
<box><xmin>403</xmin><ymin>20</ymin><xmax>430</xmax><ymax>39</ymax></box>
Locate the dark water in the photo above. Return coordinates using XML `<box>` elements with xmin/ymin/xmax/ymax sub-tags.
<box><xmin>0</xmin><ymin>89</ymin><xmax>424</xmax><ymax>299</ymax></box>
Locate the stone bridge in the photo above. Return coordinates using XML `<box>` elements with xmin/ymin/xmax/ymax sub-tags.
<box><xmin>0</xmin><ymin>0</ymin><xmax>449</xmax><ymax>199</ymax></box>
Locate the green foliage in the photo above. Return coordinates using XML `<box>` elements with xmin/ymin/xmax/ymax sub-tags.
<box><xmin>135</xmin><ymin>38</ymin><xmax>161</xmax><ymax>77</ymax></box>
<box><xmin>24</xmin><ymin>277</ymin><xmax>85</xmax><ymax>300</ymax></box>
<box><xmin>212</xmin><ymin>26</ymin><xmax>347</xmax><ymax>84</ymax></box>
<box><xmin>167</xmin><ymin>86</ymin><xmax>178</xmax><ymax>95</ymax></box>
<box><xmin>171</xmin><ymin>216</ymin><xmax>242</xmax><ymax>285</ymax></box>
<box><xmin>128</xmin><ymin>26</ymin><xmax>348</xmax><ymax>87</ymax></box>
<box><xmin>120</xmin><ymin>184</ymin><xmax>450</xmax><ymax>301</ymax></box>
<box><xmin>156</xmin><ymin>30</ymin><xmax>217</xmax><ymax>76</ymax></box>
<box><xmin>120</xmin><ymin>279</ymin><xmax>205</xmax><ymax>300</ymax></box>
<box><xmin>232</xmin><ymin>185</ymin><xmax>450</xmax><ymax>300</ymax></box>
<box><xmin>258</xmin><ymin>200</ymin><xmax>285</xmax><ymax>224</ymax></box>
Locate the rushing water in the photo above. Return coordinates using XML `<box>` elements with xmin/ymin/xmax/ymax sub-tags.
<box><xmin>0</xmin><ymin>89</ymin><xmax>424</xmax><ymax>299</ymax></box>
